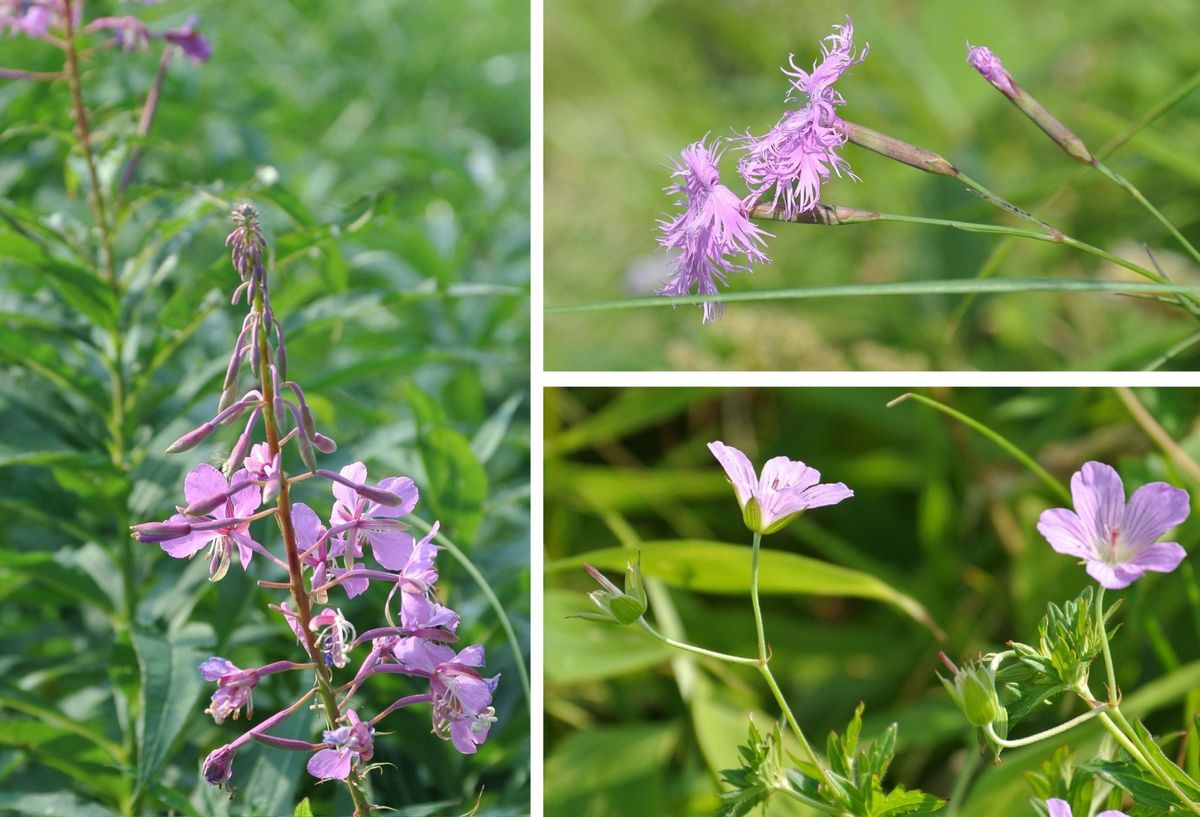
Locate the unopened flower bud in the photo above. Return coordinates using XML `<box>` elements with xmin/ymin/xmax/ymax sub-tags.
<box><xmin>839</xmin><ymin>120</ymin><xmax>958</xmax><ymax>177</ymax></box>
<box><xmin>939</xmin><ymin>653</ymin><xmax>1003</xmax><ymax>728</ymax></box>
<box><xmin>313</xmin><ymin>433</ymin><xmax>337</xmax><ymax>454</ymax></box>
<box><xmin>166</xmin><ymin>422</ymin><xmax>216</xmax><ymax>454</ymax></box>
<box><xmin>966</xmin><ymin>44</ymin><xmax>1094</xmax><ymax>165</ymax></box>
<box><xmin>577</xmin><ymin>558</ymin><xmax>649</xmax><ymax>625</ymax></box>
<box><xmin>202</xmin><ymin>744</ymin><xmax>236</xmax><ymax>788</ymax></box>
<box><xmin>131</xmin><ymin>521</ymin><xmax>191</xmax><ymax>542</ymax></box>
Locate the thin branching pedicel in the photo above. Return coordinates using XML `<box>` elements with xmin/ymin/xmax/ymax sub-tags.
<box><xmin>577</xmin><ymin>440</ymin><xmax>945</xmax><ymax>817</ymax></box>
<box><xmin>133</xmin><ymin>205</ymin><xmax>498</xmax><ymax>815</ymax></box>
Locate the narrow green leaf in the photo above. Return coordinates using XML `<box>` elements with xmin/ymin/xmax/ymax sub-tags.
<box><xmin>294</xmin><ymin>797</ymin><xmax>315</xmax><ymax>817</ymax></box>
<box><xmin>545</xmin><ymin>279</ymin><xmax>1200</xmax><ymax>316</ymax></box>
<box><xmin>132</xmin><ymin>628</ymin><xmax>204</xmax><ymax>794</ymax></box>
<box><xmin>0</xmin><ymin>228</ymin><xmax>116</xmax><ymax>328</ymax></box>
<box><xmin>470</xmin><ymin>393</ymin><xmax>522</xmax><ymax>463</ymax></box>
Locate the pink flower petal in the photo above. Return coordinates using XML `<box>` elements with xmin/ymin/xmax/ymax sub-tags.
<box><xmin>184</xmin><ymin>463</ymin><xmax>228</xmax><ymax>509</ymax></box>
<box><xmin>333</xmin><ymin>462</ymin><xmax>368</xmax><ymax>511</ymax></box>
<box><xmin>1045</xmin><ymin>800</ymin><xmax>1073</xmax><ymax>817</ymax></box>
<box><xmin>367</xmin><ymin>529</ymin><xmax>415</xmax><ymax>571</ymax></box>
<box><xmin>1126</xmin><ymin>541</ymin><xmax>1187</xmax><ymax>574</ymax></box>
<box><xmin>1122</xmin><ymin>482</ymin><xmax>1190</xmax><ymax>548</ymax></box>
<box><xmin>306</xmin><ymin>747</ymin><xmax>351</xmax><ymax>780</ymax></box>
<box><xmin>1037</xmin><ymin>508</ymin><xmax>1094</xmax><ymax>559</ymax></box>
<box><xmin>368</xmin><ymin>476</ymin><xmax>419</xmax><ymax>517</ymax></box>
<box><xmin>1071</xmin><ymin>462</ymin><xmax>1125</xmax><ymax>546</ymax></box>
<box><xmin>759</xmin><ymin>456</ymin><xmax>821</xmax><ymax>496</ymax></box>
<box><xmin>161</xmin><ymin>529</ymin><xmax>216</xmax><ymax>559</ymax></box>
<box><xmin>291</xmin><ymin>503</ymin><xmax>326</xmax><ymax>552</ymax></box>
<box><xmin>707</xmin><ymin>441</ymin><xmax>757</xmax><ymax>509</ymax></box>
<box><xmin>228</xmin><ymin>469</ymin><xmax>262</xmax><ymax>517</ymax></box>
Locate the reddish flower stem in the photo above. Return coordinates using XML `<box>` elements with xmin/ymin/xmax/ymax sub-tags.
<box><xmin>253</xmin><ymin>284</ymin><xmax>372</xmax><ymax>817</ymax></box>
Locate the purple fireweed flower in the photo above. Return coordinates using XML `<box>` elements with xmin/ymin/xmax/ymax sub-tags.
<box><xmin>1</xmin><ymin>0</ymin><xmax>60</xmax><ymax>37</ymax></box>
<box><xmin>150</xmin><ymin>464</ymin><xmax>264</xmax><ymax>581</ymax></box>
<box><xmin>163</xmin><ymin>15</ymin><xmax>210</xmax><ymax>62</ymax></box>
<box><xmin>307</xmin><ymin>710</ymin><xmax>374</xmax><ymax>781</ymax></box>
<box><xmin>657</xmin><ymin>137</ymin><xmax>772</xmax><ymax>325</ymax></box>
<box><xmin>738</xmin><ymin>17</ymin><xmax>866</xmax><ymax>221</ymax></box>
<box><xmin>199</xmin><ymin>657</ymin><xmax>259</xmax><ymax>723</ymax></box>
<box><xmin>310</xmin><ymin>607</ymin><xmax>356</xmax><ymax>668</ymax></box>
<box><xmin>87</xmin><ymin>16</ymin><xmax>150</xmax><ymax>50</ymax></box>
<box><xmin>276</xmin><ymin>604</ymin><xmax>355</xmax><ymax>667</ymax></box>
<box><xmin>244</xmin><ymin>442</ymin><xmax>278</xmax><ymax>482</ymax></box>
<box><xmin>329</xmin><ymin>462</ymin><xmax>419</xmax><ymax>572</ymax></box>
<box><xmin>708</xmin><ymin>440</ymin><xmax>853</xmax><ymax>535</ymax></box>
<box><xmin>1036</xmin><ymin>461</ymin><xmax>1189</xmax><ymax>590</ymax></box>
<box><xmin>1046</xmin><ymin>799</ymin><xmax>1126</xmax><ymax>817</ymax></box>
<box><xmin>393</xmin><ymin>640</ymin><xmax>499</xmax><ymax>754</ymax></box>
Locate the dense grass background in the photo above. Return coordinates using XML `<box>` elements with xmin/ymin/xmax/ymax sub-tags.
<box><xmin>544</xmin><ymin>387</ymin><xmax>1200</xmax><ymax>816</ymax></box>
<box><xmin>544</xmin><ymin>0</ymin><xmax>1200</xmax><ymax>370</ymax></box>
<box><xmin>0</xmin><ymin>1</ymin><xmax>530</xmax><ymax>814</ymax></box>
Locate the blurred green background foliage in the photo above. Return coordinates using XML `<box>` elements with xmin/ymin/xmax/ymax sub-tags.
<box><xmin>544</xmin><ymin>387</ymin><xmax>1200</xmax><ymax>815</ymax></box>
<box><xmin>545</xmin><ymin>0</ymin><xmax>1200</xmax><ymax>370</ymax></box>
<box><xmin>0</xmin><ymin>0</ymin><xmax>530</xmax><ymax>814</ymax></box>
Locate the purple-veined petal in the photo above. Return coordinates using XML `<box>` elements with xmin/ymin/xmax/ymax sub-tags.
<box><xmin>1071</xmin><ymin>462</ymin><xmax>1125</xmax><ymax>546</ymax></box>
<box><xmin>1036</xmin><ymin>508</ymin><xmax>1094</xmax><ymax>559</ymax></box>
<box><xmin>758</xmin><ymin>456</ymin><xmax>821</xmax><ymax>495</ymax></box>
<box><xmin>1125</xmin><ymin>541</ymin><xmax>1187</xmax><ymax>574</ymax></box>
<box><xmin>792</xmin><ymin>481</ymin><xmax>854</xmax><ymax>510</ymax></box>
<box><xmin>1121</xmin><ymin>482</ymin><xmax>1190</xmax><ymax>548</ymax></box>
<box><xmin>1085</xmin><ymin>559</ymin><xmax>1141</xmax><ymax>590</ymax></box>
<box><xmin>707</xmin><ymin>441</ymin><xmax>757</xmax><ymax>509</ymax></box>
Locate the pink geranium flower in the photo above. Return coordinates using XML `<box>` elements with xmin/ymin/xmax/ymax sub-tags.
<box><xmin>1046</xmin><ymin>798</ymin><xmax>1126</xmax><ymax>817</ymax></box>
<box><xmin>708</xmin><ymin>441</ymin><xmax>853</xmax><ymax>535</ymax></box>
<box><xmin>1037</xmin><ymin>461</ymin><xmax>1189</xmax><ymax>590</ymax></box>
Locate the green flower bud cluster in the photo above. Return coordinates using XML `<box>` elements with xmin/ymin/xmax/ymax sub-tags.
<box><xmin>1011</xmin><ymin>587</ymin><xmax>1108</xmax><ymax>690</ymax></box>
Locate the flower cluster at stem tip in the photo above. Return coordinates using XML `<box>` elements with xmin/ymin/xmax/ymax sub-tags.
<box><xmin>1</xmin><ymin>0</ymin><xmax>211</xmax><ymax>62</ymax></box>
<box><xmin>134</xmin><ymin>205</ymin><xmax>499</xmax><ymax>795</ymax></box>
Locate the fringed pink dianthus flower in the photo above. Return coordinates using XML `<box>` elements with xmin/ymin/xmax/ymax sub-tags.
<box><xmin>657</xmin><ymin>137</ymin><xmax>771</xmax><ymax>324</ymax></box>
<box><xmin>737</xmin><ymin>16</ymin><xmax>867</xmax><ymax>220</ymax></box>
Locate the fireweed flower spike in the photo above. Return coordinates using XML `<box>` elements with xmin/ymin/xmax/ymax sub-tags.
<box><xmin>657</xmin><ymin>137</ymin><xmax>771</xmax><ymax>325</ymax></box>
<box><xmin>1037</xmin><ymin>461</ymin><xmax>1190</xmax><ymax>590</ymax></box>
<box><xmin>131</xmin><ymin>205</ymin><xmax>497</xmax><ymax>810</ymax></box>
<box><xmin>737</xmin><ymin>16</ymin><xmax>867</xmax><ymax>220</ymax></box>
<box><xmin>708</xmin><ymin>440</ymin><xmax>853</xmax><ymax>535</ymax></box>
